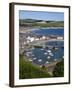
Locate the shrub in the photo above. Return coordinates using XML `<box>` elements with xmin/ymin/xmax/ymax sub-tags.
<box><xmin>19</xmin><ymin>55</ymin><xmax>51</xmax><ymax>79</ymax></box>
<box><xmin>53</xmin><ymin>59</ymin><xmax>64</xmax><ymax>77</ymax></box>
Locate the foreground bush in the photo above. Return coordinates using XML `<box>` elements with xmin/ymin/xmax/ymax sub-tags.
<box><xmin>53</xmin><ymin>59</ymin><xmax>64</xmax><ymax>77</ymax></box>
<box><xmin>19</xmin><ymin>55</ymin><xmax>51</xmax><ymax>79</ymax></box>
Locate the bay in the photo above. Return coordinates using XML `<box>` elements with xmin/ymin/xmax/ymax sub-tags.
<box><xmin>31</xmin><ymin>28</ymin><xmax>64</xmax><ymax>36</ymax></box>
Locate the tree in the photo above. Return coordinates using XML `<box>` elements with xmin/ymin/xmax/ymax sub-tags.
<box><xmin>53</xmin><ymin>59</ymin><xmax>64</xmax><ymax>77</ymax></box>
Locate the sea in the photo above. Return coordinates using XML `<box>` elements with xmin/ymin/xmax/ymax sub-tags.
<box><xmin>31</xmin><ymin>28</ymin><xmax>64</xmax><ymax>36</ymax></box>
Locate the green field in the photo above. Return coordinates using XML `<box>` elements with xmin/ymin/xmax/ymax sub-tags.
<box><xmin>19</xmin><ymin>19</ymin><xmax>64</xmax><ymax>28</ymax></box>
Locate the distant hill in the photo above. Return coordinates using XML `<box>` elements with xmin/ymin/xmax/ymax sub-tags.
<box><xmin>19</xmin><ymin>19</ymin><xmax>43</xmax><ymax>23</ymax></box>
<box><xmin>19</xmin><ymin>19</ymin><xmax>64</xmax><ymax>27</ymax></box>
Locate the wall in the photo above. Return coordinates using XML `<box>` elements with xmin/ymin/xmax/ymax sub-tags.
<box><xmin>0</xmin><ymin>0</ymin><xmax>72</xmax><ymax>90</ymax></box>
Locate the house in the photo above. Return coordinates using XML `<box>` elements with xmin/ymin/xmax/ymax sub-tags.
<box><xmin>49</xmin><ymin>35</ymin><xmax>57</xmax><ymax>40</ymax></box>
<box><xmin>57</xmin><ymin>36</ymin><xmax>64</xmax><ymax>40</ymax></box>
<box><xmin>34</xmin><ymin>38</ymin><xmax>40</xmax><ymax>41</ymax></box>
<box><xmin>42</xmin><ymin>36</ymin><xmax>46</xmax><ymax>39</ymax></box>
<box><xmin>27</xmin><ymin>36</ymin><xmax>35</xmax><ymax>42</ymax></box>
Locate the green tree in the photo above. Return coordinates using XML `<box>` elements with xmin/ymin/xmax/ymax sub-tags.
<box><xmin>19</xmin><ymin>55</ymin><xmax>51</xmax><ymax>79</ymax></box>
<box><xmin>53</xmin><ymin>59</ymin><xmax>64</xmax><ymax>77</ymax></box>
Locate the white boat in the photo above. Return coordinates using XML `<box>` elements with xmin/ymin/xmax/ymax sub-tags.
<box><xmin>47</xmin><ymin>56</ymin><xmax>51</xmax><ymax>59</ymax></box>
<box><xmin>38</xmin><ymin>59</ymin><xmax>42</xmax><ymax>62</ymax></box>
<box><xmin>54</xmin><ymin>59</ymin><xmax>57</xmax><ymax>61</ymax></box>
<box><xmin>44</xmin><ymin>52</ymin><xmax>48</xmax><ymax>55</ymax></box>
<box><xmin>47</xmin><ymin>50</ymin><xmax>51</xmax><ymax>53</ymax></box>
<box><xmin>49</xmin><ymin>52</ymin><xmax>54</xmax><ymax>56</ymax></box>
<box><xmin>33</xmin><ymin>58</ymin><xmax>37</xmax><ymax>60</ymax></box>
<box><xmin>45</xmin><ymin>61</ymin><xmax>49</xmax><ymax>64</ymax></box>
<box><xmin>55</xmin><ymin>47</ymin><xmax>58</xmax><ymax>50</ymax></box>
<box><xmin>41</xmin><ymin>48</ymin><xmax>44</xmax><ymax>50</ymax></box>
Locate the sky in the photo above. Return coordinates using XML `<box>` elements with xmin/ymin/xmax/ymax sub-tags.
<box><xmin>19</xmin><ymin>10</ymin><xmax>64</xmax><ymax>21</ymax></box>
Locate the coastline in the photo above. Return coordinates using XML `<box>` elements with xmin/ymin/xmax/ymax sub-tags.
<box><xmin>19</xmin><ymin>26</ymin><xmax>64</xmax><ymax>33</ymax></box>
<box><xmin>44</xmin><ymin>60</ymin><xmax>62</xmax><ymax>75</ymax></box>
<box><xmin>31</xmin><ymin>59</ymin><xmax>62</xmax><ymax>76</ymax></box>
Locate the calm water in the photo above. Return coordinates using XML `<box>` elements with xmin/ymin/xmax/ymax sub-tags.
<box><xmin>31</xmin><ymin>28</ymin><xmax>64</xmax><ymax>36</ymax></box>
<box><xmin>31</xmin><ymin>47</ymin><xmax>63</xmax><ymax>65</ymax></box>
<box><xmin>23</xmin><ymin>28</ymin><xmax>64</xmax><ymax>65</ymax></box>
<box><xmin>24</xmin><ymin>41</ymin><xmax>64</xmax><ymax>65</ymax></box>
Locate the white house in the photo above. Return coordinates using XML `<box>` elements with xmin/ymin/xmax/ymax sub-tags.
<box><xmin>35</xmin><ymin>38</ymin><xmax>39</xmax><ymax>41</ymax></box>
<box><xmin>30</xmin><ymin>37</ymin><xmax>35</xmax><ymax>42</ymax></box>
<box><xmin>27</xmin><ymin>36</ymin><xmax>31</xmax><ymax>40</ymax></box>
<box><xmin>42</xmin><ymin>36</ymin><xmax>46</xmax><ymax>39</ymax></box>
<box><xmin>57</xmin><ymin>36</ymin><xmax>63</xmax><ymax>40</ymax></box>
<box><xmin>27</xmin><ymin>36</ymin><xmax>35</xmax><ymax>42</ymax></box>
<box><xmin>26</xmin><ymin>40</ymin><xmax>30</xmax><ymax>44</ymax></box>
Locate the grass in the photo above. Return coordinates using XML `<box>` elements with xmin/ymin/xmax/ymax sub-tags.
<box><xmin>19</xmin><ymin>55</ymin><xmax>51</xmax><ymax>79</ymax></box>
<box><xmin>31</xmin><ymin>22</ymin><xmax>64</xmax><ymax>27</ymax></box>
<box><xmin>19</xmin><ymin>19</ymin><xmax>64</xmax><ymax>28</ymax></box>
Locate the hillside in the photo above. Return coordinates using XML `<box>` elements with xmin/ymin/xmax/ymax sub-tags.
<box><xmin>19</xmin><ymin>19</ymin><xmax>64</xmax><ymax>27</ymax></box>
<box><xmin>19</xmin><ymin>55</ymin><xmax>51</xmax><ymax>79</ymax></box>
